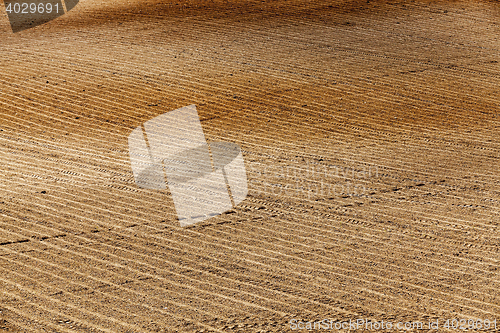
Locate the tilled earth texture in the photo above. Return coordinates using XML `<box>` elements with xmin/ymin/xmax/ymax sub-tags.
<box><xmin>1</xmin><ymin>0</ymin><xmax>500</xmax><ymax>332</ymax></box>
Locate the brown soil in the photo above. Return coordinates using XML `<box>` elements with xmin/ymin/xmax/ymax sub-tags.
<box><xmin>0</xmin><ymin>0</ymin><xmax>500</xmax><ymax>331</ymax></box>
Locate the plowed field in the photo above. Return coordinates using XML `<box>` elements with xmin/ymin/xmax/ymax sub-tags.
<box><xmin>1</xmin><ymin>0</ymin><xmax>500</xmax><ymax>331</ymax></box>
